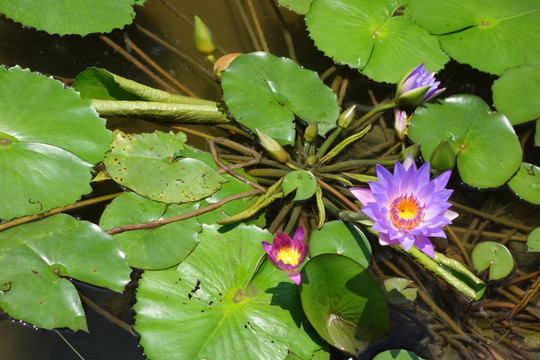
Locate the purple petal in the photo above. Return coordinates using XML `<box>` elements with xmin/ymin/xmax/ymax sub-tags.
<box><xmin>400</xmin><ymin>233</ymin><xmax>416</xmax><ymax>251</ymax></box>
<box><xmin>293</xmin><ymin>226</ymin><xmax>304</xmax><ymax>244</ymax></box>
<box><xmin>414</xmin><ymin>235</ymin><xmax>435</xmax><ymax>258</ymax></box>
<box><xmin>350</xmin><ymin>187</ymin><xmax>375</xmax><ymax>206</ymax></box>
<box><xmin>432</xmin><ymin>170</ymin><xmax>452</xmax><ymax>191</ymax></box>
<box><xmin>262</xmin><ymin>241</ymin><xmax>272</xmax><ymax>254</ymax></box>
<box><xmin>379</xmin><ymin>232</ymin><xmax>400</xmax><ymax>246</ymax></box>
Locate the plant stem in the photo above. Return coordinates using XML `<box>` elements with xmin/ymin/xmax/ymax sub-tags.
<box><xmin>315</xmin><ymin>127</ymin><xmax>342</xmax><ymax>158</ymax></box>
<box><xmin>54</xmin><ymin>330</ymin><xmax>86</xmax><ymax>360</ymax></box>
<box><xmin>449</xmin><ymin>201</ymin><xmax>534</xmax><ymax>232</ymax></box>
<box><xmin>315</xmin><ymin>178</ymin><xmax>361</xmax><ymax>213</ymax></box>
<box><xmin>246</xmin><ymin>0</ymin><xmax>269</xmax><ymax>52</ymax></box>
<box><xmin>351</xmin><ymin>100</ymin><xmax>396</xmax><ymax>129</ymax></box>
<box><xmin>0</xmin><ymin>193</ymin><xmax>122</xmax><ymax>232</ymax></box>
<box><xmin>317</xmin><ymin>158</ymin><xmax>396</xmax><ymax>173</ymax></box>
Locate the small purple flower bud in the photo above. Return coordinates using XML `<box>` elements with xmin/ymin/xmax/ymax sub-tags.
<box><xmin>395</xmin><ymin>64</ymin><xmax>445</xmax><ymax>107</ymax></box>
<box><xmin>394</xmin><ymin>109</ymin><xmax>410</xmax><ymax>141</ymax></box>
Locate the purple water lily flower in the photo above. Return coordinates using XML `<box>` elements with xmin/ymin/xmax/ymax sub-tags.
<box><xmin>262</xmin><ymin>226</ymin><xmax>307</xmax><ymax>285</ymax></box>
<box><xmin>395</xmin><ymin>63</ymin><xmax>445</xmax><ymax>107</ymax></box>
<box><xmin>350</xmin><ymin>155</ymin><xmax>458</xmax><ymax>258</ymax></box>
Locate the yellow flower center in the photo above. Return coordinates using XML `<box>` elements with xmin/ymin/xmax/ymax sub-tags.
<box><xmin>390</xmin><ymin>194</ymin><xmax>424</xmax><ymax>230</ymax></box>
<box><xmin>276</xmin><ymin>247</ymin><xmax>301</xmax><ymax>266</ymax></box>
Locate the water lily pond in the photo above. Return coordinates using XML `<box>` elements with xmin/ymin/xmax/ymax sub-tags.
<box><xmin>0</xmin><ymin>1</ymin><xmax>539</xmax><ymax>359</ymax></box>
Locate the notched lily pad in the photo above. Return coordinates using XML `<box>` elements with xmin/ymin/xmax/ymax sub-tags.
<box><xmin>221</xmin><ymin>52</ymin><xmax>339</xmax><ymax>145</ymax></box>
<box><xmin>0</xmin><ymin>214</ymin><xmax>131</xmax><ymax>331</ymax></box>
<box><xmin>103</xmin><ymin>130</ymin><xmax>226</xmax><ymax>203</ymax></box>
<box><xmin>472</xmin><ymin>241</ymin><xmax>514</xmax><ymax>280</ymax></box>
<box><xmin>0</xmin><ymin>66</ymin><xmax>111</xmax><ymax>220</ymax></box>
<box><xmin>381</xmin><ymin>277</ymin><xmax>418</xmax><ymax>305</ymax></box>
<box><xmin>526</xmin><ymin>227</ymin><xmax>540</xmax><ymax>253</ymax></box>
<box><xmin>507</xmin><ymin>162</ymin><xmax>540</xmax><ymax>205</ymax></box>
<box><xmin>283</xmin><ymin>170</ymin><xmax>317</xmax><ymax>201</ymax></box>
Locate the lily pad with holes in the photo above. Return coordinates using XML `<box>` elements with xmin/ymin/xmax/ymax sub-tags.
<box><xmin>134</xmin><ymin>224</ymin><xmax>321</xmax><ymax>360</ymax></box>
<box><xmin>0</xmin><ymin>66</ymin><xmax>111</xmax><ymax>220</ymax></box>
<box><xmin>526</xmin><ymin>227</ymin><xmax>540</xmax><ymax>253</ymax></box>
<box><xmin>305</xmin><ymin>0</ymin><xmax>448</xmax><ymax>83</ymax></box>
<box><xmin>221</xmin><ymin>52</ymin><xmax>339</xmax><ymax>145</ymax></box>
<box><xmin>408</xmin><ymin>94</ymin><xmax>522</xmax><ymax>188</ymax></box>
<box><xmin>492</xmin><ymin>64</ymin><xmax>540</xmax><ymax>125</ymax></box>
<box><xmin>300</xmin><ymin>254</ymin><xmax>390</xmax><ymax>354</ymax></box>
<box><xmin>409</xmin><ymin>0</ymin><xmax>540</xmax><ymax>75</ymax></box>
<box><xmin>471</xmin><ymin>241</ymin><xmax>514</xmax><ymax>280</ymax></box>
<box><xmin>309</xmin><ymin>221</ymin><xmax>371</xmax><ymax>268</ymax></box>
<box><xmin>0</xmin><ymin>0</ymin><xmax>144</xmax><ymax>36</ymax></box>
<box><xmin>99</xmin><ymin>192</ymin><xmax>201</xmax><ymax>270</ymax></box>
<box><xmin>103</xmin><ymin>131</ymin><xmax>226</xmax><ymax>204</ymax></box>
<box><xmin>282</xmin><ymin>170</ymin><xmax>317</xmax><ymax>201</ymax></box>
<box><xmin>507</xmin><ymin>162</ymin><xmax>540</xmax><ymax>205</ymax></box>
<box><xmin>0</xmin><ymin>214</ymin><xmax>131</xmax><ymax>331</ymax></box>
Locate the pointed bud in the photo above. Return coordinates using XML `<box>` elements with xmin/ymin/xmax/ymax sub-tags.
<box><xmin>194</xmin><ymin>16</ymin><xmax>216</xmax><ymax>56</ymax></box>
<box><xmin>429</xmin><ymin>139</ymin><xmax>456</xmax><ymax>175</ymax></box>
<box><xmin>337</xmin><ymin>105</ymin><xmax>357</xmax><ymax>129</ymax></box>
<box><xmin>394</xmin><ymin>109</ymin><xmax>410</xmax><ymax>141</ymax></box>
<box><xmin>395</xmin><ymin>63</ymin><xmax>445</xmax><ymax>107</ymax></box>
<box><xmin>304</xmin><ymin>121</ymin><xmax>318</xmax><ymax>144</ymax></box>
<box><xmin>306</xmin><ymin>155</ymin><xmax>319</xmax><ymax>168</ymax></box>
<box><xmin>255</xmin><ymin>128</ymin><xmax>289</xmax><ymax>163</ymax></box>
<box><xmin>399</xmin><ymin>143</ymin><xmax>420</xmax><ymax>162</ymax></box>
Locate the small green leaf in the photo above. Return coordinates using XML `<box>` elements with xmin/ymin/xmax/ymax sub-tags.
<box><xmin>134</xmin><ymin>224</ymin><xmax>321</xmax><ymax>360</ymax></box>
<box><xmin>0</xmin><ymin>214</ymin><xmax>131</xmax><ymax>331</ymax></box>
<box><xmin>300</xmin><ymin>254</ymin><xmax>390</xmax><ymax>354</ymax></box>
<box><xmin>408</xmin><ymin>94</ymin><xmax>522</xmax><ymax>188</ymax></box>
<box><xmin>309</xmin><ymin>221</ymin><xmax>371</xmax><ymax>268</ymax></box>
<box><xmin>526</xmin><ymin>227</ymin><xmax>540</xmax><ymax>253</ymax></box>
<box><xmin>493</xmin><ymin>64</ymin><xmax>540</xmax><ymax>125</ymax></box>
<box><xmin>103</xmin><ymin>131</ymin><xmax>226</xmax><ymax>203</ymax></box>
<box><xmin>0</xmin><ymin>66</ymin><xmax>111</xmax><ymax>220</ymax></box>
<box><xmin>0</xmin><ymin>0</ymin><xmax>143</xmax><ymax>35</ymax></box>
<box><xmin>507</xmin><ymin>162</ymin><xmax>540</xmax><ymax>205</ymax></box>
<box><xmin>472</xmin><ymin>241</ymin><xmax>515</xmax><ymax>280</ymax></box>
<box><xmin>221</xmin><ymin>52</ymin><xmax>339</xmax><ymax>145</ymax></box>
<box><xmin>282</xmin><ymin>170</ymin><xmax>317</xmax><ymax>201</ymax></box>
<box><xmin>305</xmin><ymin>0</ymin><xmax>448</xmax><ymax>83</ymax></box>
<box><xmin>99</xmin><ymin>192</ymin><xmax>201</xmax><ymax>269</ymax></box>
<box><xmin>409</xmin><ymin>0</ymin><xmax>540</xmax><ymax>75</ymax></box>
<box><xmin>373</xmin><ymin>349</ymin><xmax>425</xmax><ymax>360</ymax></box>
<box><xmin>381</xmin><ymin>277</ymin><xmax>418</xmax><ymax>305</ymax></box>
<box><xmin>278</xmin><ymin>0</ymin><xmax>313</xmax><ymax>14</ymax></box>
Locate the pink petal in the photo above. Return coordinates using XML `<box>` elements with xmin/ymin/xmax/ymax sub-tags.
<box><xmin>293</xmin><ymin>226</ymin><xmax>305</xmax><ymax>244</ymax></box>
<box><xmin>262</xmin><ymin>241</ymin><xmax>272</xmax><ymax>254</ymax></box>
<box><xmin>350</xmin><ymin>187</ymin><xmax>375</xmax><ymax>206</ymax></box>
<box><xmin>444</xmin><ymin>209</ymin><xmax>459</xmax><ymax>221</ymax></box>
<box><xmin>402</xmin><ymin>154</ymin><xmax>417</xmax><ymax>171</ymax></box>
<box><xmin>287</xmin><ymin>270</ymin><xmax>301</xmax><ymax>285</ymax></box>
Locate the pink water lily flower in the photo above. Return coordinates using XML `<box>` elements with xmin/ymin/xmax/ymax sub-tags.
<box><xmin>350</xmin><ymin>155</ymin><xmax>458</xmax><ymax>258</ymax></box>
<box><xmin>262</xmin><ymin>226</ymin><xmax>307</xmax><ymax>285</ymax></box>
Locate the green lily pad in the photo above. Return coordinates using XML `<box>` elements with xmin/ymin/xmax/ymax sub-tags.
<box><xmin>536</xmin><ymin>121</ymin><xmax>540</xmax><ymax>147</ymax></box>
<box><xmin>0</xmin><ymin>66</ymin><xmax>111</xmax><ymax>220</ymax></box>
<box><xmin>300</xmin><ymin>254</ymin><xmax>390</xmax><ymax>354</ymax></box>
<box><xmin>134</xmin><ymin>224</ymin><xmax>321</xmax><ymax>360</ymax></box>
<box><xmin>471</xmin><ymin>241</ymin><xmax>514</xmax><ymax>280</ymax></box>
<box><xmin>526</xmin><ymin>227</ymin><xmax>540</xmax><ymax>253</ymax></box>
<box><xmin>99</xmin><ymin>192</ymin><xmax>201</xmax><ymax>269</ymax></box>
<box><xmin>409</xmin><ymin>0</ymin><xmax>540</xmax><ymax>75</ymax></box>
<box><xmin>507</xmin><ymin>162</ymin><xmax>540</xmax><ymax>205</ymax></box>
<box><xmin>0</xmin><ymin>0</ymin><xmax>143</xmax><ymax>36</ymax></box>
<box><xmin>373</xmin><ymin>349</ymin><xmax>425</xmax><ymax>360</ymax></box>
<box><xmin>103</xmin><ymin>131</ymin><xmax>226</xmax><ymax>203</ymax></box>
<box><xmin>278</xmin><ymin>0</ymin><xmax>312</xmax><ymax>14</ymax></box>
<box><xmin>381</xmin><ymin>277</ymin><xmax>418</xmax><ymax>305</ymax></box>
<box><xmin>0</xmin><ymin>214</ymin><xmax>131</xmax><ymax>331</ymax></box>
<box><xmin>305</xmin><ymin>0</ymin><xmax>448</xmax><ymax>83</ymax></box>
<box><xmin>492</xmin><ymin>64</ymin><xmax>540</xmax><ymax>125</ymax></box>
<box><xmin>283</xmin><ymin>170</ymin><xmax>318</xmax><ymax>201</ymax></box>
<box><xmin>309</xmin><ymin>221</ymin><xmax>372</xmax><ymax>268</ymax></box>
<box><xmin>221</xmin><ymin>52</ymin><xmax>339</xmax><ymax>145</ymax></box>
<box><xmin>408</xmin><ymin>94</ymin><xmax>522</xmax><ymax>188</ymax></box>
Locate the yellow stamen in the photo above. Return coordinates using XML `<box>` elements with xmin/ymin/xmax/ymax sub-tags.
<box><xmin>276</xmin><ymin>247</ymin><xmax>301</xmax><ymax>266</ymax></box>
<box><xmin>390</xmin><ymin>194</ymin><xmax>424</xmax><ymax>230</ymax></box>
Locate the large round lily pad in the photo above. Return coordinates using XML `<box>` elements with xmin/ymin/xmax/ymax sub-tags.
<box><xmin>0</xmin><ymin>0</ymin><xmax>144</xmax><ymax>35</ymax></box>
<box><xmin>221</xmin><ymin>52</ymin><xmax>339</xmax><ymax>145</ymax></box>
<box><xmin>103</xmin><ymin>131</ymin><xmax>226</xmax><ymax>204</ymax></box>
<box><xmin>0</xmin><ymin>66</ymin><xmax>111</xmax><ymax>220</ymax></box>
<box><xmin>134</xmin><ymin>224</ymin><xmax>321</xmax><ymax>360</ymax></box>
<box><xmin>492</xmin><ymin>64</ymin><xmax>540</xmax><ymax>125</ymax></box>
<box><xmin>0</xmin><ymin>214</ymin><xmax>131</xmax><ymax>331</ymax></box>
<box><xmin>300</xmin><ymin>254</ymin><xmax>390</xmax><ymax>354</ymax></box>
<box><xmin>409</xmin><ymin>0</ymin><xmax>540</xmax><ymax>75</ymax></box>
<box><xmin>305</xmin><ymin>0</ymin><xmax>448</xmax><ymax>83</ymax></box>
<box><xmin>408</xmin><ymin>94</ymin><xmax>522</xmax><ymax>188</ymax></box>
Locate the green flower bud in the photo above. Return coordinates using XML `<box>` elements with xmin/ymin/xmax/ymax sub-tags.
<box><xmin>304</xmin><ymin>121</ymin><xmax>318</xmax><ymax>144</ymax></box>
<box><xmin>306</xmin><ymin>155</ymin><xmax>319</xmax><ymax>168</ymax></box>
<box><xmin>399</xmin><ymin>143</ymin><xmax>420</xmax><ymax>162</ymax></box>
<box><xmin>337</xmin><ymin>105</ymin><xmax>357</xmax><ymax>129</ymax></box>
<box><xmin>429</xmin><ymin>139</ymin><xmax>456</xmax><ymax>175</ymax></box>
<box><xmin>194</xmin><ymin>15</ymin><xmax>216</xmax><ymax>56</ymax></box>
<box><xmin>255</xmin><ymin>128</ymin><xmax>289</xmax><ymax>164</ymax></box>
